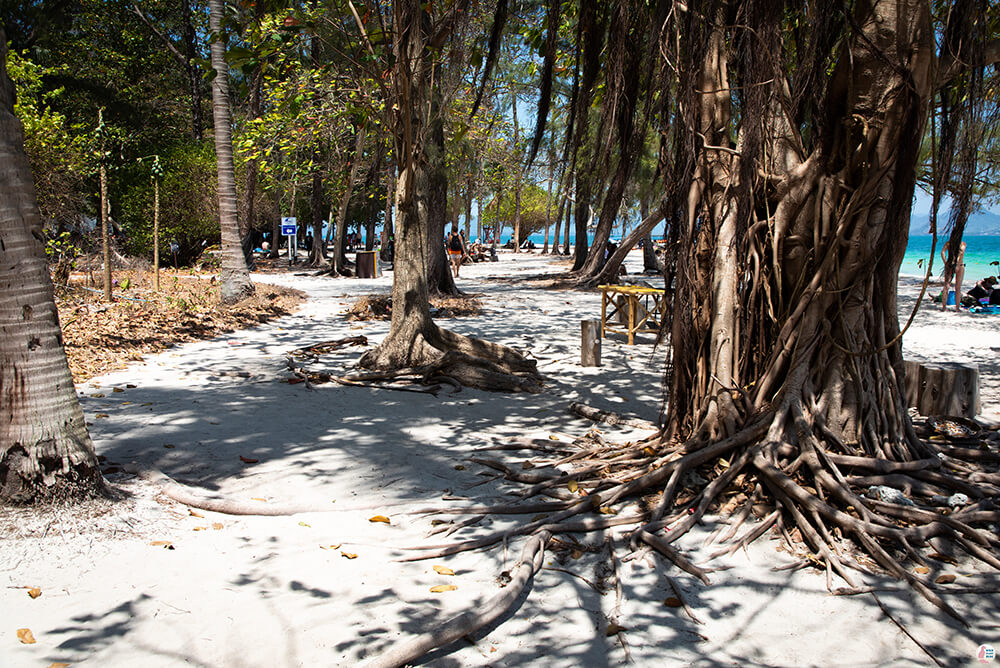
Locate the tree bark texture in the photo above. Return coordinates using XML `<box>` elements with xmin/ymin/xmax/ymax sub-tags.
<box><xmin>359</xmin><ymin>0</ymin><xmax>539</xmax><ymax>393</ymax></box>
<box><xmin>209</xmin><ymin>0</ymin><xmax>254</xmax><ymax>303</ymax></box>
<box><xmin>0</xmin><ymin>34</ymin><xmax>102</xmax><ymax>502</ymax></box>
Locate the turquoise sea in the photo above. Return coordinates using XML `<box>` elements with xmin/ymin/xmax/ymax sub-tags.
<box><xmin>511</xmin><ymin>230</ymin><xmax>1000</xmax><ymax>281</ymax></box>
<box><xmin>899</xmin><ymin>235</ymin><xmax>1000</xmax><ymax>281</ymax></box>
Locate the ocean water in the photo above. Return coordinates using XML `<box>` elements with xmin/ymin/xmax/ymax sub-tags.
<box><xmin>899</xmin><ymin>235</ymin><xmax>1000</xmax><ymax>281</ymax></box>
<box><xmin>490</xmin><ymin>230</ymin><xmax>1000</xmax><ymax>282</ymax></box>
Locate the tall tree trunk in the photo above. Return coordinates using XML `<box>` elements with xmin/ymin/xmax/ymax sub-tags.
<box><xmin>464</xmin><ymin>175</ymin><xmax>472</xmax><ymax>242</ymax></box>
<box><xmin>0</xmin><ymin>34</ymin><xmax>102</xmax><ymax>502</ymax></box>
<box><xmin>380</xmin><ymin>164</ymin><xmax>395</xmax><ymax>261</ymax></box>
<box><xmin>562</xmin><ymin>185</ymin><xmax>571</xmax><ymax>254</ymax></box>
<box><xmin>209</xmin><ymin>0</ymin><xmax>254</xmax><ymax>303</ymax></box>
<box><xmin>181</xmin><ymin>0</ymin><xmax>203</xmax><ymax>141</ymax></box>
<box><xmin>512</xmin><ymin>95</ymin><xmax>521</xmax><ymax>253</ymax></box>
<box><xmin>308</xmin><ymin>153</ymin><xmax>325</xmax><ymax>265</ymax></box>
<box><xmin>428</xmin><ymin>94</ymin><xmax>458</xmax><ymax>295</ymax></box>
<box><xmin>358</xmin><ymin>0</ymin><xmax>538</xmax><ymax>393</ymax></box>
<box><xmin>332</xmin><ymin>125</ymin><xmax>367</xmax><ymax>274</ymax></box>
<box><xmin>99</xmin><ymin>110</ymin><xmax>111</xmax><ymax>302</ymax></box>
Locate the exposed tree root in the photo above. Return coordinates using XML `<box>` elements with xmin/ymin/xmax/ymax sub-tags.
<box><xmin>359</xmin><ymin>323</ymin><xmax>544</xmax><ymax>393</ymax></box>
<box><xmin>364</xmin><ymin>531</ymin><xmax>551</xmax><ymax>668</ymax></box>
<box><xmin>368</xmin><ymin>408</ymin><xmax>1000</xmax><ymax>664</ymax></box>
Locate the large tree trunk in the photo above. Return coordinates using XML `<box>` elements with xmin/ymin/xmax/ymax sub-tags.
<box><xmin>359</xmin><ymin>0</ymin><xmax>539</xmax><ymax>393</ymax></box>
<box><xmin>0</xmin><ymin>34</ymin><xmax>103</xmax><ymax>503</ymax></box>
<box><xmin>209</xmin><ymin>0</ymin><xmax>254</xmax><ymax>303</ymax></box>
<box><xmin>380</xmin><ymin>164</ymin><xmax>395</xmax><ymax>262</ymax></box>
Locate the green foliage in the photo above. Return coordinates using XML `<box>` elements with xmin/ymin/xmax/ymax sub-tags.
<box><xmin>6</xmin><ymin>48</ymin><xmax>91</xmax><ymax>226</ymax></box>
<box><xmin>116</xmin><ymin>142</ymin><xmax>220</xmax><ymax>261</ymax></box>
<box><xmin>481</xmin><ymin>183</ymin><xmax>553</xmax><ymax>237</ymax></box>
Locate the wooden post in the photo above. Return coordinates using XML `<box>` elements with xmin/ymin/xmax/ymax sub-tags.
<box><xmin>904</xmin><ymin>360</ymin><xmax>980</xmax><ymax>418</ymax></box>
<box><xmin>581</xmin><ymin>319</ymin><xmax>601</xmax><ymax>366</ymax></box>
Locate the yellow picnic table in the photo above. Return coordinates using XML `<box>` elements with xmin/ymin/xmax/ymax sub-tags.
<box><xmin>598</xmin><ymin>284</ymin><xmax>667</xmax><ymax>345</ymax></box>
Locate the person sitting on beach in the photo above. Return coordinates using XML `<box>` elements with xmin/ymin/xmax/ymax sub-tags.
<box><xmin>967</xmin><ymin>276</ymin><xmax>997</xmax><ymax>302</ymax></box>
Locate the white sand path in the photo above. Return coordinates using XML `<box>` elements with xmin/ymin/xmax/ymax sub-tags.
<box><xmin>2</xmin><ymin>252</ymin><xmax>998</xmax><ymax>667</ymax></box>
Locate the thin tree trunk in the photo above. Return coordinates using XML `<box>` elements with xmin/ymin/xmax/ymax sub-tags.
<box><xmin>209</xmin><ymin>0</ymin><xmax>254</xmax><ymax>303</ymax></box>
<box><xmin>562</xmin><ymin>185</ymin><xmax>571</xmax><ymax>254</ymax></box>
<box><xmin>99</xmin><ymin>118</ymin><xmax>111</xmax><ymax>302</ymax></box>
<box><xmin>380</xmin><ymin>164</ymin><xmax>395</xmax><ymax>261</ymax></box>
<box><xmin>181</xmin><ymin>0</ymin><xmax>203</xmax><ymax>141</ymax></box>
<box><xmin>512</xmin><ymin>95</ymin><xmax>521</xmax><ymax>253</ymax></box>
<box><xmin>153</xmin><ymin>176</ymin><xmax>160</xmax><ymax>290</ymax></box>
<box><xmin>1</xmin><ymin>33</ymin><xmax>102</xmax><ymax>501</ymax></box>
<box><xmin>332</xmin><ymin>125</ymin><xmax>367</xmax><ymax>274</ymax></box>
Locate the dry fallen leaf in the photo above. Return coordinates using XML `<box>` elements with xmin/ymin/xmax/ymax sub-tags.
<box><xmin>430</xmin><ymin>585</ymin><xmax>458</xmax><ymax>593</ymax></box>
<box><xmin>430</xmin><ymin>519</ymin><xmax>449</xmax><ymax>526</ymax></box>
<box><xmin>935</xmin><ymin>574</ymin><xmax>957</xmax><ymax>584</ymax></box>
<box><xmin>48</xmin><ymin>663</ymin><xmax>71</xmax><ymax>668</ymax></box>
<box><xmin>567</xmin><ymin>480</ymin><xmax>579</xmax><ymax>493</ymax></box>
<box><xmin>239</xmin><ymin>455</ymin><xmax>259</xmax><ymax>464</ymax></box>
<box><xmin>251</xmin><ymin>497</ymin><xmax>267</xmax><ymax>502</ymax></box>
<box><xmin>163</xmin><ymin>444</ymin><xmax>175</xmax><ymax>449</ymax></box>
<box><xmin>298</xmin><ymin>521</ymin><xmax>311</xmax><ymax>528</ymax></box>
<box><xmin>598</xmin><ymin>506</ymin><xmax>618</xmax><ymax>515</ymax></box>
<box><xmin>320</xmin><ymin>543</ymin><xmax>342</xmax><ymax>550</ymax></box>
<box><xmin>642</xmin><ymin>446</ymin><xmax>656</xmax><ymax>456</ymax></box>
<box><xmin>369</xmin><ymin>515</ymin><xmax>391</xmax><ymax>524</ymax></box>
<box><xmin>193</xmin><ymin>526</ymin><xmax>206</xmax><ymax>531</ymax></box>
<box><xmin>150</xmin><ymin>540</ymin><xmax>174</xmax><ymax>549</ymax></box>
<box><xmin>664</xmin><ymin>597</ymin><xmax>683</xmax><ymax>608</ymax></box>
<box><xmin>914</xmin><ymin>566</ymin><xmax>930</xmax><ymax>574</ymax></box>
<box><xmin>189</xmin><ymin>509</ymin><xmax>204</xmax><ymax>518</ymax></box>
<box><xmin>212</xmin><ymin>523</ymin><xmax>224</xmax><ymax>530</ymax></box>
<box><xmin>605</xmin><ymin>623</ymin><xmax>626</xmax><ymax>636</ymax></box>
<box><xmin>95</xmin><ymin>413</ymin><xmax>109</xmax><ymax>419</ymax></box>
<box><xmin>113</xmin><ymin>387</ymin><xmax>125</xmax><ymax>393</ymax></box>
<box><xmin>17</xmin><ymin>628</ymin><xmax>36</xmax><ymax>644</ymax></box>
<box><xmin>90</xmin><ymin>393</ymin><xmax>105</xmax><ymax>398</ymax></box>
<box><xmin>340</xmin><ymin>551</ymin><xmax>358</xmax><ymax>559</ymax></box>
<box><xmin>548</xmin><ymin>435</ymin><xmax>560</xmax><ymax>440</ymax></box>
<box><xmin>433</xmin><ymin>565</ymin><xmax>456</xmax><ymax>576</ymax></box>
<box><xmin>27</xmin><ymin>587</ymin><xmax>41</xmax><ymax>599</ymax></box>
<box><xmin>454</xmin><ymin>465</ymin><xmax>466</xmax><ymax>471</ymax></box>
<box><xmin>570</xmin><ymin>550</ymin><xmax>584</xmax><ymax>560</ymax></box>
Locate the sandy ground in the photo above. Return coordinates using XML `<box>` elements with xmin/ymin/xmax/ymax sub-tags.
<box><xmin>2</xmin><ymin>251</ymin><xmax>999</xmax><ymax>667</ymax></box>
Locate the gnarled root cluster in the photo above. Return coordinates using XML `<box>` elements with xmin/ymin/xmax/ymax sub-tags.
<box><xmin>371</xmin><ymin>404</ymin><xmax>1000</xmax><ymax>664</ymax></box>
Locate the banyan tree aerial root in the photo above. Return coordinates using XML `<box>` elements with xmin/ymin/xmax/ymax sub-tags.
<box><xmin>369</xmin><ymin>406</ymin><xmax>1000</xmax><ymax>665</ymax></box>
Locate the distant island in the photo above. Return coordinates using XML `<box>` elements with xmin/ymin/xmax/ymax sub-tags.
<box><xmin>909</xmin><ymin>210</ymin><xmax>1000</xmax><ymax>236</ymax></box>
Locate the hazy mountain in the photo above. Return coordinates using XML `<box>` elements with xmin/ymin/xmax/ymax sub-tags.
<box><xmin>909</xmin><ymin>210</ymin><xmax>1000</xmax><ymax>236</ymax></box>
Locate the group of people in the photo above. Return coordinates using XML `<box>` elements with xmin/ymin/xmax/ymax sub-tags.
<box><xmin>446</xmin><ymin>227</ymin><xmax>496</xmax><ymax>277</ymax></box>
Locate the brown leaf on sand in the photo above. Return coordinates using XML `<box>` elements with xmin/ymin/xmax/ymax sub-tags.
<box><xmin>251</xmin><ymin>497</ymin><xmax>267</xmax><ymax>502</ymax></box>
<box><xmin>239</xmin><ymin>456</ymin><xmax>259</xmax><ymax>464</ymax></box>
<box><xmin>567</xmin><ymin>480</ymin><xmax>579</xmax><ymax>493</ymax></box>
<box><xmin>664</xmin><ymin>597</ymin><xmax>683</xmax><ymax>608</ymax></box>
<box><xmin>320</xmin><ymin>543</ymin><xmax>342</xmax><ymax>550</ymax></box>
<box><xmin>369</xmin><ymin>515</ymin><xmax>391</xmax><ymax>524</ymax></box>
<box><xmin>298</xmin><ymin>521</ymin><xmax>311</xmax><ymax>528</ymax></box>
<box><xmin>17</xmin><ymin>628</ymin><xmax>36</xmax><ymax>644</ymax></box>
<box><xmin>430</xmin><ymin>585</ymin><xmax>458</xmax><ymax>593</ymax></box>
<box><xmin>605</xmin><ymin>622</ymin><xmax>627</xmax><ymax>636</ymax></box>
<box><xmin>188</xmin><ymin>509</ymin><xmax>204</xmax><ymax>518</ymax></box>
<box><xmin>27</xmin><ymin>587</ymin><xmax>41</xmax><ymax>599</ymax></box>
<box><xmin>212</xmin><ymin>523</ymin><xmax>224</xmax><ymax>530</ymax></box>
<box><xmin>113</xmin><ymin>387</ymin><xmax>125</xmax><ymax>393</ymax></box>
<box><xmin>48</xmin><ymin>663</ymin><xmax>71</xmax><ymax>668</ymax></box>
<box><xmin>935</xmin><ymin>574</ymin><xmax>957</xmax><ymax>584</ymax></box>
<box><xmin>433</xmin><ymin>565</ymin><xmax>456</xmax><ymax>576</ymax></box>
<box><xmin>341</xmin><ymin>551</ymin><xmax>358</xmax><ymax>559</ymax></box>
<box><xmin>193</xmin><ymin>526</ymin><xmax>206</xmax><ymax>531</ymax></box>
<box><xmin>150</xmin><ymin>540</ymin><xmax>174</xmax><ymax>549</ymax></box>
<box><xmin>914</xmin><ymin>566</ymin><xmax>930</xmax><ymax>574</ymax></box>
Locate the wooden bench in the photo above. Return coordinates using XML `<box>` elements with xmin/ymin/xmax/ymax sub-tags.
<box><xmin>598</xmin><ymin>284</ymin><xmax>667</xmax><ymax>345</ymax></box>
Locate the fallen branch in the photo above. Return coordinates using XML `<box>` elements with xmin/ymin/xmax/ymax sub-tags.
<box><xmin>569</xmin><ymin>401</ymin><xmax>658</xmax><ymax>430</ymax></box>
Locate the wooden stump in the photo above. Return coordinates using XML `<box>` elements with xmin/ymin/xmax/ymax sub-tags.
<box><xmin>904</xmin><ymin>360</ymin><xmax>980</xmax><ymax>418</ymax></box>
<box><xmin>581</xmin><ymin>319</ymin><xmax>602</xmax><ymax>367</ymax></box>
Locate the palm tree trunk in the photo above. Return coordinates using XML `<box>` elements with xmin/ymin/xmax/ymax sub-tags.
<box><xmin>0</xmin><ymin>34</ymin><xmax>102</xmax><ymax>502</ymax></box>
<box><xmin>209</xmin><ymin>0</ymin><xmax>254</xmax><ymax>303</ymax></box>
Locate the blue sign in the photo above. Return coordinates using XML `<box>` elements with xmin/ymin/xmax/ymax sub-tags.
<box><xmin>281</xmin><ymin>224</ymin><xmax>297</xmax><ymax>236</ymax></box>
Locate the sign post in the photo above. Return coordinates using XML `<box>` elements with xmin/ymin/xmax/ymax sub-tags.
<box><xmin>281</xmin><ymin>217</ymin><xmax>298</xmax><ymax>263</ymax></box>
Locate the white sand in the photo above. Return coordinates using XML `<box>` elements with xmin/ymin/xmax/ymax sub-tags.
<box><xmin>2</xmin><ymin>252</ymin><xmax>998</xmax><ymax>667</ymax></box>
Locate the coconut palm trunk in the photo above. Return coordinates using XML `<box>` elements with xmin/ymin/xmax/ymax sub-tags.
<box><xmin>0</xmin><ymin>33</ymin><xmax>102</xmax><ymax>502</ymax></box>
<box><xmin>209</xmin><ymin>0</ymin><xmax>254</xmax><ymax>303</ymax></box>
